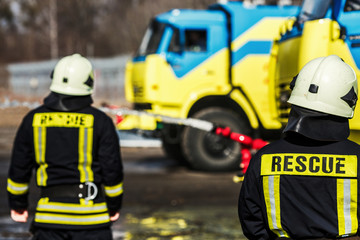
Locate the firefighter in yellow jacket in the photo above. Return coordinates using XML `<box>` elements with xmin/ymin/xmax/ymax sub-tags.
<box><xmin>7</xmin><ymin>54</ymin><xmax>124</xmax><ymax>239</ymax></box>
<box><xmin>239</xmin><ymin>55</ymin><xmax>360</xmax><ymax>239</ymax></box>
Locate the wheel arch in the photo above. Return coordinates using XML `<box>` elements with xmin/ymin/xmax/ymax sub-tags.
<box><xmin>187</xmin><ymin>95</ymin><xmax>253</xmax><ymax>132</ymax></box>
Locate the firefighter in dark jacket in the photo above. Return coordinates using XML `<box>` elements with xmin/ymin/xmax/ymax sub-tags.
<box><xmin>7</xmin><ymin>54</ymin><xmax>124</xmax><ymax>240</ymax></box>
<box><xmin>238</xmin><ymin>55</ymin><xmax>360</xmax><ymax>239</ymax></box>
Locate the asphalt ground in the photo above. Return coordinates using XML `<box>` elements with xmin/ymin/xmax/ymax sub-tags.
<box><xmin>0</xmin><ymin>108</ymin><xmax>246</xmax><ymax>240</ymax></box>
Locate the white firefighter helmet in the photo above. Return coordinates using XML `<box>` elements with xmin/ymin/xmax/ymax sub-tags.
<box><xmin>288</xmin><ymin>55</ymin><xmax>358</xmax><ymax>118</ymax></box>
<box><xmin>50</xmin><ymin>54</ymin><xmax>94</xmax><ymax>96</ymax></box>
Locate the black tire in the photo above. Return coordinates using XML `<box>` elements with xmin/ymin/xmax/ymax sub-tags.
<box><xmin>182</xmin><ymin>107</ymin><xmax>251</xmax><ymax>172</ymax></box>
<box><xmin>161</xmin><ymin>139</ymin><xmax>187</xmax><ymax>164</ymax></box>
<box><xmin>161</xmin><ymin>124</ymin><xmax>187</xmax><ymax>164</ymax></box>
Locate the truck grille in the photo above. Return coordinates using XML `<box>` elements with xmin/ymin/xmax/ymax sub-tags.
<box><xmin>133</xmin><ymin>85</ymin><xmax>144</xmax><ymax>98</ymax></box>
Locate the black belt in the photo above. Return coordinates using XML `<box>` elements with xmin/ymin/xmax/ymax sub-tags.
<box><xmin>40</xmin><ymin>182</ymin><xmax>103</xmax><ymax>200</ymax></box>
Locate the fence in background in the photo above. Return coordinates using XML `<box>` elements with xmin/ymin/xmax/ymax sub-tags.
<box><xmin>6</xmin><ymin>55</ymin><xmax>131</xmax><ymax>104</ymax></box>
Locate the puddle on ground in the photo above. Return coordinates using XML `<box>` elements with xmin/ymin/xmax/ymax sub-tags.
<box><xmin>113</xmin><ymin>206</ymin><xmax>246</xmax><ymax>240</ymax></box>
<box><xmin>0</xmin><ymin>206</ymin><xmax>245</xmax><ymax>240</ymax></box>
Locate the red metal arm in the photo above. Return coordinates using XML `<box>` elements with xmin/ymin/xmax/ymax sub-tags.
<box><xmin>214</xmin><ymin>127</ymin><xmax>268</xmax><ymax>174</ymax></box>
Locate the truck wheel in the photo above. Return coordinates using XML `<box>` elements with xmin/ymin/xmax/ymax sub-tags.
<box><xmin>161</xmin><ymin>140</ymin><xmax>187</xmax><ymax>164</ymax></box>
<box><xmin>182</xmin><ymin>107</ymin><xmax>251</xmax><ymax>171</ymax></box>
<box><xmin>161</xmin><ymin>124</ymin><xmax>187</xmax><ymax>164</ymax></box>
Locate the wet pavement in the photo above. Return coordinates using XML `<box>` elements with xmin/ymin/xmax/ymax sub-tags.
<box><xmin>0</xmin><ymin>126</ymin><xmax>246</xmax><ymax>240</ymax></box>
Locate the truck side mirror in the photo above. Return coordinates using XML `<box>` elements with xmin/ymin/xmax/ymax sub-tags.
<box><xmin>331</xmin><ymin>22</ymin><xmax>346</xmax><ymax>41</ymax></box>
<box><xmin>340</xmin><ymin>26</ymin><xmax>347</xmax><ymax>40</ymax></box>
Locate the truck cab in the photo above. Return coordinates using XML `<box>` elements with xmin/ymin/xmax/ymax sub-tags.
<box><xmin>270</xmin><ymin>0</ymin><xmax>360</xmax><ymax>142</ymax></box>
<box><xmin>125</xmin><ymin>8</ymin><xmax>230</xmax><ymax>121</ymax></box>
<box><xmin>123</xmin><ymin>1</ymin><xmax>298</xmax><ymax>171</ymax></box>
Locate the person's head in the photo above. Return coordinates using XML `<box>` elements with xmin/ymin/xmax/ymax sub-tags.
<box><xmin>288</xmin><ymin>55</ymin><xmax>358</xmax><ymax>118</ymax></box>
<box><xmin>284</xmin><ymin>55</ymin><xmax>358</xmax><ymax>141</ymax></box>
<box><xmin>50</xmin><ymin>54</ymin><xmax>94</xmax><ymax>96</ymax></box>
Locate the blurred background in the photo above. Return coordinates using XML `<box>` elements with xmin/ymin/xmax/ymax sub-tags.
<box><xmin>0</xmin><ymin>0</ymin><xmax>300</xmax><ymax>105</ymax></box>
<box><xmin>0</xmin><ymin>0</ymin><xmax>220</xmax><ymax>105</ymax></box>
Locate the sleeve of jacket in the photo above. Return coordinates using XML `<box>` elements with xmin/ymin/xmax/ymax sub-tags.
<box><xmin>98</xmin><ymin>115</ymin><xmax>124</xmax><ymax>213</ymax></box>
<box><xmin>238</xmin><ymin>152</ymin><xmax>273</xmax><ymax>240</ymax></box>
<box><xmin>7</xmin><ymin>113</ymin><xmax>35</xmax><ymax>211</ymax></box>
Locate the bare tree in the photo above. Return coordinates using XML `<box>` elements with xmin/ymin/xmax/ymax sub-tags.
<box><xmin>0</xmin><ymin>0</ymin><xmax>300</xmax><ymax>63</ymax></box>
<box><xmin>0</xmin><ymin>0</ymin><xmax>16</xmax><ymax>63</ymax></box>
<box><xmin>49</xmin><ymin>0</ymin><xmax>58</xmax><ymax>59</ymax></box>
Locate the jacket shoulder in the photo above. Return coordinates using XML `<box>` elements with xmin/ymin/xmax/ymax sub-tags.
<box><xmin>21</xmin><ymin>105</ymin><xmax>48</xmax><ymax>122</ymax></box>
<box><xmin>86</xmin><ymin>106</ymin><xmax>113</xmax><ymax>120</ymax></box>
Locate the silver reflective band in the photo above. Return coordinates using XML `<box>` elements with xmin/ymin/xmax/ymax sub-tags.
<box><xmin>35</xmin><ymin>213</ymin><xmax>109</xmax><ymax>224</ymax></box>
<box><xmin>105</xmin><ymin>185</ymin><xmax>123</xmax><ymax>196</ymax></box>
<box><xmin>85</xmin><ymin>182</ymin><xmax>98</xmax><ymax>201</ymax></box>
<box><xmin>343</xmin><ymin>179</ymin><xmax>353</xmax><ymax>234</ymax></box>
<box><xmin>36</xmin><ymin>201</ymin><xmax>108</xmax><ymax>213</ymax></box>
<box><xmin>8</xmin><ymin>184</ymin><xmax>29</xmax><ymax>193</ymax></box>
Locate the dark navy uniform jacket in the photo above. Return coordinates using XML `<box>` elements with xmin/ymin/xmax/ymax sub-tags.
<box><xmin>239</xmin><ymin>134</ymin><xmax>360</xmax><ymax>239</ymax></box>
<box><xmin>7</xmin><ymin>99</ymin><xmax>124</xmax><ymax>229</ymax></box>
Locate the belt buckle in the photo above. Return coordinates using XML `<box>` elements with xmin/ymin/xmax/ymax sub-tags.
<box><xmin>82</xmin><ymin>182</ymin><xmax>98</xmax><ymax>201</ymax></box>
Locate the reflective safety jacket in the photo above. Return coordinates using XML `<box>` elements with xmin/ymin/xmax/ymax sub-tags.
<box><xmin>7</xmin><ymin>104</ymin><xmax>124</xmax><ymax>229</ymax></box>
<box><xmin>239</xmin><ymin>135</ymin><xmax>360</xmax><ymax>239</ymax></box>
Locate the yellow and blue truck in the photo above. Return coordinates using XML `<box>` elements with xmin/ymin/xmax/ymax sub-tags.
<box><xmin>270</xmin><ymin>0</ymin><xmax>360</xmax><ymax>143</ymax></box>
<box><xmin>121</xmin><ymin>1</ymin><xmax>299</xmax><ymax>171</ymax></box>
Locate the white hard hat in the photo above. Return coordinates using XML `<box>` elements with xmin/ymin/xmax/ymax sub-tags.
<box><xmin>288</xmin><ymin>55</ymin><xmax>358</xmax><ymax>118</ymax></box>
<box><xmin>50</xmin><ymin>54</ymin><xmax>94</xmax><ymax>96</ymax></box>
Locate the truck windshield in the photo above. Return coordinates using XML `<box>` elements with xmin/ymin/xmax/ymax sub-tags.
<box><xmin>345</xmin><ymin>0</ymin><xmax>360</xmax><ymax>12</ymax></box>
<box><xmin>168</xmin><ymin>28</ymin><xmax>181</xmax><ymax>53</ymax></box>
<box><xmin>297</xmin><ymin>0</ymin><xmax>331</xmax><ymax>24</ymax></box>
<box><xmin>137</xmin><ymin>20</ymin><xmax>166</xmax><ymax>56</ymax></box>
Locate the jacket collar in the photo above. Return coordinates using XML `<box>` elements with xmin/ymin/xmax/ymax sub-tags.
<box><xmin>283</xmin><ymin>105</ymin><xmax>349</xmax><ymax>141</ymax></box>
<box><xmin>43</xmin><ymin>92</ymin><xmax>93</xmax><ymax>112</ymax></box>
